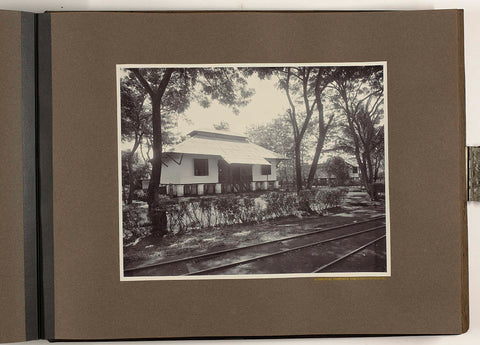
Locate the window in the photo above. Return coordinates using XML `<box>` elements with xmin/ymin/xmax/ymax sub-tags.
<box><xmin>352</xmin><ymin>167</ymin><xmax>358</xmax><ymax>174</ymax></box>
<box><xmin>261</xmin><ymin>165</ymin><xmax>271</xmax><ymax>175</ymax></box>
<box><xmin>194</xmin><ymin>159</ymin><xmax>209</xmax><ymax>176</ymax></box>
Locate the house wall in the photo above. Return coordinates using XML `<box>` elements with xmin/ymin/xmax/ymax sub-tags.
<box><xmin>349</xmin><ymin>166</ymin><xmax>360</xmax><ymax>179</ymax></box>
<box><xmin>316</xmin><ymin>165</ymin><xmax>360</xmax><ymax>179</ymax></box>
<box><xmin>160</xmin><ymin>155</ymin><xmax>279</xmax><ymax>185</ymax></box>
<box><xmin>317</xmin><ymin>170</ymin><xmax>329</xmax><ymax>179</ymax></box>
<box><xmin>160</xmin><ymin>154</ymin><xmax>219</xmax><ymax>185</ymax></box>
<box><xmin>252</xmin><ymin>159</ymin><xmax>277</xmax><ymax>182</ymax></box>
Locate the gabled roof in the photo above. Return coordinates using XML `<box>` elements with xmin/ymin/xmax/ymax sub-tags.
<box><xmin>166</xmin><ymin>129</ymin><xmax>285</xmax><ymax>165</ymax></box>
<box><xmin>188</xmin><ymin>129</ymin><xmax>247</xmax><ymax>141</ymax></box>
<box><xmin>316</xmin><ymin>154</ymin><xmax>358</xmax><ymax>167</ymax></box>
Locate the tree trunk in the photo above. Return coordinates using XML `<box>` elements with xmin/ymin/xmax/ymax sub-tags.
<box><xmin>359</xmin><ymin>160</ymin><xmax>377</xmax><ymax>200</ymax></box>
<box><xmin>340</xmin><ymin>89</ymin><xmax>376</xmax><ymax>201</ymax></box>
<box><xmin>306</xmin><ymin>101</ymin><xmax>326</xmax><ymax>189</ymax></box>
<box><xmin>306</xmin><ymin>138</ymin><xmax>325</xmax><ymax>189</ymax></box>
<box><xmin>373</xmin><ymin>156</ymin><xmax>380</xmax><ymax>182</ymax></box>
<box><xmin>365</xmin><ymin>149</ymin><xmax>374</xmax><ymax>184</ymax></box>
<box><xmin>348</xmin><ymin>118</ymin><xmax>376</xmax><ymax>201</ymax></box>
<box><xmin>131</xmin><ymin>68</ymin><xmax>173</xmax><ymax>237</ymax></box>
<box><xmin>294</xmin><ymin>140</ymin><xmax>303</xmax><ymax>193</ymax></box>
<box><xmin>147</xmin><ymin>97</ymin><xmax>162</xmax><ymax>207</ymax></box>
<box><xmin>363</xmin><ymin>150</ymin><xmax>378</xmax><ymax>200</ymax></box>
<box><xmin>147</xmin><ymin>97</ymin><xmax>168</xmax><ymax>236</ymax></box>
<box><xmin>358</xmin><ymin>160</ymin><xmax>373</xmax><ymax>198</ymax></box>
<box><xmin>127</xmin><ymin>153</ymin><xmax>135</xmax><ymax>204</ymax></box>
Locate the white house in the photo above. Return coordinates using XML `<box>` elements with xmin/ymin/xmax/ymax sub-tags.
<box><xmin>314</xmin><ymin>156</ymin><xmax>360</xmax><ymax>185</ymax></box>
<box><xmin>158</xmin><ymin>129</ymin><xmax>285</xmax><ymax>196</ymax></box>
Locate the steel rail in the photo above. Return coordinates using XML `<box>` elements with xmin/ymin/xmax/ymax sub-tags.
<box><xmin>312</xmin><ymin>234</ymin><xmax>387</xmax><ymax>273</ymax></box>
<box><xmin>185</xmin><ymin>225</ymin><xmax>386</xmax><ymax>276</ymax></box>
<box><xmin>124</xmin><ymin>215</ymin><xmax>385</xmax><ymax>274</ymax></box>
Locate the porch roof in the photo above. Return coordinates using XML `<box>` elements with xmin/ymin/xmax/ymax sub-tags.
<box><xmin>221</xmin><ymin>153</ymin><xmax>270</xmax><ymax>165</ymax></box>
<box><xmin>166</xmin><ymin>133</ymin><xmax>285</xmax><ymax>165</ymax></box>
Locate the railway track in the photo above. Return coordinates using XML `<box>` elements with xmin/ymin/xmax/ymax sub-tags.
<box><xmin>316</xmin><ymin>234</ymin><xmax>387</xmax><ymax>273</ymax></box>
<box><xmin>312</xmin><ymin>234</ymin><xmax>386</xmax><ymax>273</ymax></box>
<box><xmin>125</xmin><ymin>215</ymin><xmax>387</xmax><ymax>277</ymax></box>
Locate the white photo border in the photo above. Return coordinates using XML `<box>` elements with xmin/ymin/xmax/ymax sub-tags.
<box><xmin>116</xmin><ymin>62</ymin><xmax>390</xmax><ymax>281</ymax></box>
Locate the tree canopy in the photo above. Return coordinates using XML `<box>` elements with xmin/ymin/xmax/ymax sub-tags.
<box><xmin>325</xmin><ymin>156</ymin><xmax>350</xmax><ymax>186</ymax></box>
<box><xmin>120</xmin><ymin>64</ymin><xmax>386</xmax><ymax>215</ymax></box>
<box><xmin>329</xmin><ymin>65</ymin><xmax>385</xmax><ymax>199</ymax></box>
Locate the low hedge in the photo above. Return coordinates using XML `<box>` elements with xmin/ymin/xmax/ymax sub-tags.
<box><xmin>123</xmin><ymin>187</ymin><xmax>350</xmax><ymax>237</ymax></box>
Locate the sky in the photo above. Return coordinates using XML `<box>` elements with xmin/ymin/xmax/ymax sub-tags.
<box><xmin>119</xmin><ymin>69</ymin><xmax>292</xmax><ymax>152</ymax></box>
<box><xmin>174</xmin><ymin>74</ymin><xmax>289</xmax><ymax>137</ymax></box>
<box><xmin>118</xmin><ymin>67</ymin><xmax>292</xmax><ymax>137</ymax></box>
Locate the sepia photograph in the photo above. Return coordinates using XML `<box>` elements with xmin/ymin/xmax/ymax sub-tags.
<box><xmin>470</xmin><ymin>147</ymin><xmax>480</xmax><ymax>201</ymax></box>
<box><xmin>117</xmin><ymin>63</ymin><xmax>389</xmax><ymax>279</ymax></box>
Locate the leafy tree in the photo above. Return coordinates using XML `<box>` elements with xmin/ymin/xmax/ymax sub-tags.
<box><xmin>325</xmin><ymin>156</ymin><xmax>350</xmax><ymax>186</ymax></box>
<box><xmin>213</xmin><ymin>121</ymin><xmax>230</xmax><ymax>131</ymax></box>
<box><xmin>281</xmin><ymin>67</ymin><xmax>317</xmax><ymax>192</ymax></box>
<box><xmin>128</xmin><ymin>67</ymin><xmax>253</xmax><ymax>234</ymax></box>
<box><xmin>305</xmin><ymin>69</ymin><xmax>337</xmax><ymax>189</ymax></box>
<box><xmin>121</xmin><ymin>70</ymin><xmax>184</xmax><ymax>204</ymax></box>
<box><xmin>329</xmin><ymin>65</ymin><xmax>384</xmax><ymax>199</ymax></box>
<box><xmin>121</xmin><ymin>73</ymin><xmax>149</xmax><ymax>204</ymax></box>
<box><xmin>470</xmin><ymin>148</ymin><xmax>480</xmax><ymax>200</ymax></box>
<box><xmin>246</xmin><ymin>114</ymin><xmax>295</xmax><ymax>185</ymax></box>
<box><xmin>249</xmin><ymin>67</ymin><xmax>336</xmax><ymax>192</ymax></box>
<box><xmin>121</xmin><ymin>151</ymin><xmax>150</xmax><ymax>203</ymax></box>
<box><xmin>371</xmin><ymin>126</ymin><xmax>384</xmax><ymax>181</ymax></box>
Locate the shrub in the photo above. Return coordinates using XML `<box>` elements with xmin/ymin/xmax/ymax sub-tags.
<box><xmin>370</xmin><ymin>183</ymin><xmax>385</xmax><ymax>194</ymax></box>
<box><xmin>122</xmin><ymin>205</ymin><xmax>150</xmax><ymax>244</ymax></box>
<box><xmin>368</xmin><ymin>182</ymin><xmax>385</xmax><ymax>200</ymax></box>
<box><xmin>315</xmin><ymin>188</ymin><xmax>347</xmax><ymax>209</ymax></box>
<box><xmin>133</xmin><ymin>189</ymin><xmax>147</xmax><ymax>202</ymax></box>
<box><xmin>263</xmin><ymin>191</ymin><xmax>298</xmax><ymax>218</ymax></box>
<box><xmin>325</xmin><ymin>156</ymin><xmax>350</xmax><ymax>186</ymax></box>
<box><xmin>158</xmin><ymin>188</ymin><xmax>349</xmax><ymax>234</ymax></box>
<box><xmin>297</xmin><ymin>188</ymin><xmax>348</xmax><ymax>213</ymax></box>
<box><xmin>214</xmin><ymin>196</ymin><xmax>239</xmax><ymax>225</ymax></box>
<box><xmin>298</xmin><ymin>189</ymin><xmax>317</xmax><ymax>213</ymax></box>
<box><xmin>199</xmin><ymin>198</ymin><xmax>214</xmax><ymax>228</ymax></box>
